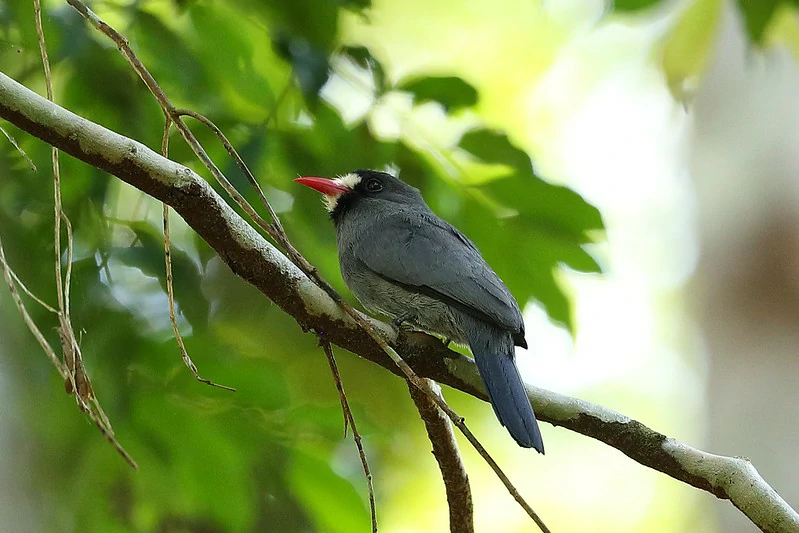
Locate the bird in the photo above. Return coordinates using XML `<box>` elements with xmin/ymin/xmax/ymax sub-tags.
<box><xmin>295</xmin><ymin>169</ymin><xmax>544</xmax><ymax>452</ymax></box>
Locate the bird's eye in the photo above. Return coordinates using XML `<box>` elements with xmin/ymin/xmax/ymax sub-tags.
<box><xmin>365</xmin><ymin>179</ymin><xmax>383</xmax><ymax>193</ymax></box>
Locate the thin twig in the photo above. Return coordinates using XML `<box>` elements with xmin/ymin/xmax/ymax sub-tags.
<box><xmin>408</xmin><ymin>379</ymin><xmax>473</xmax><ymax>533</ymax></box>
<box><xmin>33</xmin><ymin>0</ymin><xmax>137</xmax><ymax>469</ymax></box>
<box><xmin>61</xmin><ymin>212</ymin><xmax>73</xmax><ymax>319</ymax></box>
<box><xmin>321</xmin><ymin>340</ymin><xmax>377</xmax><ymax>533</ymax></box>
<box><xmin>36</xmin><ymin>0</ymin><xmax>79</xmax><ymax>409</ymax></box>
<box><xmin>6</xmin><ymin>266</ymin><xmax>57</xmax><ymax>313</ymax></box>
<box><xmin>65</xmin><ymin>0</ymin><xmax>282</xmax><ymax>247</ymax></box>
<box><xmin>34</xmin><ymin>0</ymin><xmax>64</xmax><ymax>314</ymax></box>
<box><xmin>160</xmin><ymin>118</ymin><xmax>235</xmax><ymax>392</ymax></box>
<box><xmin>93</xmin><ymin>201</ymin><xmax>114</xmax><ymax>283</ymax></box>
<box><xmin>36</xmin><ymin>0</ymin><xmax>74</xmax><ymax>396</ymax></box>
<box><xmin>0</xmin><ymin>237</ymin><xmax>65</xmax><ymax>373</ymax></box>
<box><xmin>264</xmin><ymin>78</ymin><xmax>293</xmax><ymax>127</ymax></box>
<box><xmin>62</xmin><ymin>4</ymin><xmax>546</xmax><ymax>527</ymax></box>
<box><xmin>174</xmin><ymin>109</ymin><xmax>279</xmax><ymax>229</ymax></box>
<box><xmin>0</xmin><ymin>235</ymin><xmax>138</xmax><ymax>469</ymax></box>
<box><xmin>0</xmin><ymin>124</ymin><xmax>37</xmax><ymax>171</ymax></box>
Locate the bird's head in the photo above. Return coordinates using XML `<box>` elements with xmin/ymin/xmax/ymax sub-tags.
<box><xmin>295</xmin><ymin>170</ymin><xmax>424</xmax><ymax>222</ymax></box>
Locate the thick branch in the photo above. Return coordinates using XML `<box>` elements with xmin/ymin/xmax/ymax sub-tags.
<box><xmin>408</xmin><ymin>379</ymin><xmax>473</xmax><ymax>533</ymax></box>
<box><xmin>1</xmin><ymin>71</ymin><xmax>797</xmax><ymax>533</ymax></box>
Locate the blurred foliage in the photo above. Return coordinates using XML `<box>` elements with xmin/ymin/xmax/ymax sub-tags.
<box><xmin>615</xmin><ymin>0</ymin><xmax>799</xmax><ymax>47</ymax></box>
<box><xmin>735</xmin><ymin>0</ymin><xmax>791</xmax><ymax>42</ymax></box>
<box><xmin>659</xmin><ymin>0</ymin><xmax>723</xmax><ymax>102</ymax></box>
<box><xmin>0</xmin><ymin>0</ymin><xmax>781</xmax><ymax>531</ymax></box>
<box><xmin>396</xmin><ymin>76</ymin><xmax>479</xmax><ymax>111</ymax></box>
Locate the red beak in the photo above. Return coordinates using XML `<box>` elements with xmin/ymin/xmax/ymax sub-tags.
<box><xmin>295</xmin><ymin>177</ymin><xmax>350</xmax><ymax>196</ymax></box>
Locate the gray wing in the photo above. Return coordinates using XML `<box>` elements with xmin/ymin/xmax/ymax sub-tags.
<box><xmin>352</xmin><ymin>211</ymin><xmax>524</xmax><ymax>334</ymax></box>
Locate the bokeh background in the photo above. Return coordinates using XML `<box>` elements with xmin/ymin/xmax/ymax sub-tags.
<box><xmin>1</xmin><ymin>0</ymin><xmax>798</xmax><ymax>531</ymax></box>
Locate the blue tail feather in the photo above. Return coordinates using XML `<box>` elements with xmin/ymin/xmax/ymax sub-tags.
<box><xmin>466</xmin><ymin>325</ymin><xmax>544</xmax><ymax>453</ymax></box>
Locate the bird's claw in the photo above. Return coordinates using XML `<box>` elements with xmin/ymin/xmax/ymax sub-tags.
<box><xmin>391</xmin><ymin>313</ymin><xmax>415</xmax><ymax>331</ymax></box>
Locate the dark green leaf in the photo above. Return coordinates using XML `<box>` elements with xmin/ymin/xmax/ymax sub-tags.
<box><xmin>612</xmin><ymin>0</ymin><xmax>663</xmax><ymax>11</ymax></box>
<box><xmin>736</xmin><ymin>0</ymin><xmax>781</xmax><ymax>42</ymax></box>
<box><xmin>398</xmin><ymin>76</ymin><xmax>478</xmax><ymax>111</ymax></box>
<box><xmin>189</xmin><ymin>4</ymin><xmax>276</xmax><ymax>112</ymax></box>
<box><xmin>455</xmin><ymin>194</ymin><xmax>600</xmax><ymax>331</ymax></box>
<box><xmin>131</xmin><ymin>10</ymin><xmax>211</xmax><ymax>100</ymax></box>
<box><xmin>273</xmin><ymin>34</ymin><xmax>330</xmax><ymax>106</ymax></box>
<box><xmin>340</xmin><ymin>45</ymin><xmax>374</xmax><ymax>68</ymax></box>
<box><xmin>259</xmin><ymin>0</ymin><xmax>340</xmax><ymax>51</ymax></box>
<box><xmin>479</xmin><ymin>173</ymin><xmax>604</xmax><ymax>240</ymax></box>
<box><xmin>456</xmin><ymin>129</ymin><xmax>603</xmax><ymax>330</ymax></box>
<box><xmin>341</xmin><ymin>45</ymin><xmax>386</xmax><ymax>91</ymax></box>
<box><xmin>459</xmin><ymin>128</ymin><xmax>532</xmax><ymax>171</ymax></box>
<box><xmin>460</xmin><ymin>129</ymin><xmax>603</xmax><ymax>237</ymax></box>
<box><xmin>332</xmin><ymin>0</ymin><xmax>372</xmax><ymax>8</ymax></box>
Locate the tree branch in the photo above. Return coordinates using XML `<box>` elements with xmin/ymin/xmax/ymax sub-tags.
<box><xmin>1</xmin><ymin>71</ymin><xmax>797</xmax><ymax>533</ymax></box>
<box><xmin>408</xmin><ymin>379</ymin><xmax>473</xmax><ymax>533</ymax></box>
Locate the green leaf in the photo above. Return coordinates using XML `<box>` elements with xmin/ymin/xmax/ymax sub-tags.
<box><xmin>612</xmin><ymin>0</ymin><xmax>663</xmax><ymax>11</ymax></box>
<box><xmin>660</xmin><ymin>0</ymin><xmax>723</xmax><ymax>102</ymax></box>
<box><xmin>131</xmin><ymin>10</ymin><xmax>210</xmax><ymax>99</ymax></box>
<box><xmin>456</xmin><ymin>196</ymin><xmax>600</xmax><ymax>331</ymax></box>
<box><xmin>736</xmin><ymin>0</ymin><xmax>782</xmax><ymax>42</ymax></box>
<box><xmin>398</xmin><ymin>76</ymin><xmax>478</xmax><ymax>111</ymax></box>
<box><xmin>460</xmin><ymin>129</ymin><xmax>603</xmax><ymax>237</ymax></box>
<box><xmin>332</xmin><ymin>0</ymin><xmax>372</xmax><ymax>8</ymax></box>
<box><xmin>279</xmin><ymin>102</ymin><xmax>397</xmax><ymax>176</ymax></box>
<box><xmin>341</xmin><ymin>45</ymin><xmax>387</xmax><ymax>91</ymax></box>
<box><xmin>188</xmin><ymin>3</ymin><xmax>277</xmax><ymax>114</ymax></box>
<box><xmin>459</xmin><ymin>128</ymin><xmax>532</xmax><ymax>171</ymax></box>
<box><xmin>340</xmin><ymin>45</ymin><xmax>374</xmax><ymax>68</ymax></box>
<box><xmin>456</xmin><ymin>129</ymin><xmax>603</xmax><ymax>330</ymax></box>
<box><xmin>259</xmin><ymin>0</ymin><xmax>341</xmax><ymax>51</ymax></box>
<box><xmin>479</xmin><ymin>173</ymin><xmax>604</xmax><ymax>240</ymax></box>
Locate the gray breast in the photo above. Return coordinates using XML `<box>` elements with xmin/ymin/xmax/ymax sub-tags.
<box><xmin>339</xmin><ymin>254</ymin><xmax>468</xmax><ymax>344</ymax></box>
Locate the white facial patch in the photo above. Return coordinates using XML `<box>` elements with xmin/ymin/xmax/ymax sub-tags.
<box><xmin>336</xmin><ymin>172</ymin><xmax>362</xmax><ymax>189</ymax></box>
<box><xmin>324</xmin><ymin>172</ymin><xmax>362</xmax><ymax>212</ymax></box>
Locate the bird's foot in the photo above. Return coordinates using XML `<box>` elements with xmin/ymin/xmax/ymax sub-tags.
<box><xmin>391</xmin><ymin>312</ymin><xmax>415</xmax><ymax>331</ymax></box>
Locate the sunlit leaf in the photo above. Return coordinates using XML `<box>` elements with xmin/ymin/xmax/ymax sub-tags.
<box><xmin>766</xmin><ymin>3</ymin><xmax>799</xmax><ymax>61</ymax></box>
<box><xmin>660</xmin><ymin>0</ymin><xmax>723</xmax><ymax>102</ymax></box>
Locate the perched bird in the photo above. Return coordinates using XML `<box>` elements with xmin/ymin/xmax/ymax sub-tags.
<box><xmin>296</xmin><ymin>170</ymin><xmax>544</xmax><ymax>452</ymax></box>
